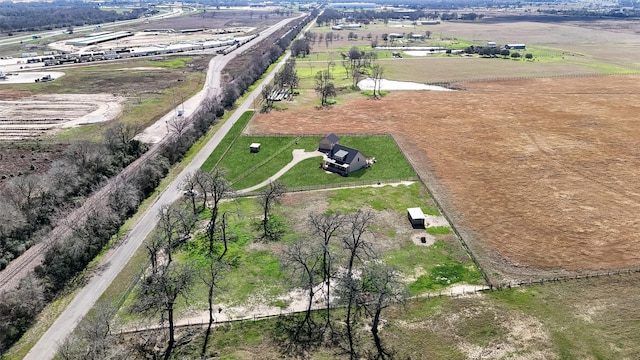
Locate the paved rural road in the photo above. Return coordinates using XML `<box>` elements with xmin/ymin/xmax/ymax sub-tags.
<box><xmin>24</xmin><ymin>13</ymin><xmax>305</xmax><ymax>360</ymax></box>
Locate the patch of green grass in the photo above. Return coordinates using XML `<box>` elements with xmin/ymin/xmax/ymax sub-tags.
<box><xmin>426</xmin><ymin>226</ymin><xmax>450</xmax><ymax>235</ymax></box>
<box><xmin>145</xmin><ymin>57</ymin><xmax>192</xmax><ymax>69</ymax></box>
<box><xmin>216</xmin><ymin>136</ymin><xmax>317</xmax><ymax>189</ymax></box>
<box><xmin>409</xmin><ymin>263</ymin><xmax>477</xmax><ymax>294</ymax></box>
<box><xmin>386</xmin><ymin>240</ymin><xmax>483</xmax><ymax>295</ymax></box>
<box><xmin>360</xmin><ymin>89</ymin><xmax>390</xmax><ymax>98</ymax></box>
<box><xmin>328</xmin><ymin>183</ymin><xmax>438</xmax><ymax>214</ymax></box>
<box><xmin>207</xmin><ymin>134</ymin><xmax>415</xmax><ymax>191</ymax></box>
<box><xmin>270</xmin><ymin>299</ymin><xmax>289</xmax><ymax>309</ymax></box>
<box><xmin>201</xmin><ymin>111</ymin><xmax>255</xmax><ymax>172</ymax></box>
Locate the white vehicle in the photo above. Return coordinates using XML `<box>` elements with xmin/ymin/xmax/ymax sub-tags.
<box><xmin>0</xmin><ymin>70</ymin><xmax>6</xmax><ymax>80</ymax></box>
<box><xmin>183</xmin><ymin>189</ymin><xmax>198</xmax><ymax>197</ymax></box>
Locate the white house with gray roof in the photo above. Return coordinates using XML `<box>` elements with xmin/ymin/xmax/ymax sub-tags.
<box><xmin>321</xmin><ymin>144</ymin><xmax>368</xmax><ymax>176</ymax></box>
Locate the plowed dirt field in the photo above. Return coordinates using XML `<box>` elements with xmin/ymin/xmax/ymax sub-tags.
<box><xmin>248</xmin><ymin>75</ymin><xmax>640</xmax><ymax>282</ymax></box>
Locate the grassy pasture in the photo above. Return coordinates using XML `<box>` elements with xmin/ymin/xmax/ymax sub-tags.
<box><xmin>295</xmin><ymin>18</ymin><xmax>640</xmax><ymax>90</ymax></box>
<box><xmin>117</xmin><ymin>181</ymin><xmax>480</xmax><ymax>322</ymax></box>
<box><xmin>142</xmin><ymin>273</ymin><xmax>640</xmax><ymax>359</ymax></box>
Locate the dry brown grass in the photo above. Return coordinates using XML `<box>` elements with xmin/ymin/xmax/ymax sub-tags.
<box><xmin>249</xmin><ymin>75</ymin><xmax>640</xmax><ymax>282</ymax></box>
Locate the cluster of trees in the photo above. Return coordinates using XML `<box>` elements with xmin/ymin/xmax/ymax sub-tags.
<box><xmin>0</xmin><ymin>2</ymin><xmax>148</xmax><ymax>33</ymax></box>
<box><xmin>464</xmin><ymin>45</ymin><xmax>533</xmax><ymax>60</ymax></box>
<box><xmin>104</xmin><ymin>177</ymin><xmax>281</xmax><ymax>359</ymax></box>
<box><xmin>313</xmin><ymin>46</ymin><xmax>385</xmax><ymax>106</ymax></box>
<box><xmin>0</xmin><ymin>98</ymin><xmax>226</xmax><ymax>354</ymax></box>
<box><xmin>56</xmin><ymin>176</ymin><xmax>406</xmax><ymax>359</ymax></box>
<box><xmin>220</xmin><ymin>14</ymin><xmax>313</xmax><ymax>109</ymax></box>
<box><xmin>278</xmin><ymin>209</ymin><xmax>408</xmax><ymax>359</ymax></box>
<box><xmin>340</xmin><ymin>46</ymin><xmax>379</xmax><ymax>88</ymax></box>
<box><xmin>261</xmin><ymin>58</ymin><xmax>299</xmax><ymax>112</ymax></box>
<box><xmin>536</xmin><ymin>7</ymin><xmax>640</xmax><ymax>18</ymax></box>
<box><xmin>315</xmin><ymin>8</ymin><xmax>463</xmax><ymax>26</ymax></box>
<box><xmin>291</xmin><ymin>37</ymin><xmax>311</xmax><ymax>57</ymax></box>
<box><xmin>0</xmin><ymin>123</ymin><xmax>148</xmax><ymax>272</ymax></box>
<box><xmin>302</xmin><ymin>31</ymin><xmax>338</xmax><ymax>50</ymax></box>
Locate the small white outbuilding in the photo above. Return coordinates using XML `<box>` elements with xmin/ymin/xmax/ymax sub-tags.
<box><xmin>407</xmin><ymin>207</ymin><xmax>425</xmax><ymax>227</ymax></box>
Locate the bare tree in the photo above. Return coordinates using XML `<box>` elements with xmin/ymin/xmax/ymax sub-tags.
<box><xmin>371</xmin><ymin>64</ymin><xmax>385</xmax><ymax>98</ymax></box>
<box><xmin>4</xmin><ymin>174</ymin><xmax>46</xmax><ymax>224</ymax></box>
<box><xmin>283</xmin><ymin>239</ymin><xmax>323</xmax><ymax>341</ymax></box>
<box><xmin>199</xmin><ymin>168</ymin><xmax>232</xmax><ymax>254</ymax></box>
<box><xmin>145</xmin><ymin>232</ymin><xmax>164</xmax><ymax>275</ymax></box>
<box><xmin>180</xmin><ymin>172</ymin><xmax>201</xmax><ymax>215</ymax></box>
<box><xmin>167</xmin><ymin>114</ymin><xmax>189</xmax><ymax>138</ymax></box>
<box><xmin>315</xmin><ymin>70</ymin><xmax>336</xmax><ymax>107</ymax></box>
<box><xmin>340</xmin><ymin>209</ymin><xmax>376</xmax><ymax>359</ymax></box>
<box><xmin>59</xmin><ymin>302</ymin><xmax>118</xmax><ymax>360</ymax></box>
<box><xmin>199</xmin><ymin>257</ymin><xmax>228</xmax><ymax>358</ymax></box>
<box><xmin>342</xmin><ymin>210</ymin><xmax>375</xmax><ymax>278</ymax></box>
<box><xmin>309</xmin><ymin>211</ymin><xmax>345</xmax><ymax>328</ymax></box>
<box><xmin>258</xmin><ymin>181</ymin><xmax>286</xmax><ymax>240</ymax></box>
<box><xmin>134</xmin><ymin>261</ymin><xmax>195</xmax><ymax>360</ymax></box>
<box><xmin>108</xmin><ymin>180</ymin><xmax>141</xmax><ymax>220</ymax></box>
<box><xmin>157</xmin><ymin>205</ymin><xmax>196</xmax><ymax>265</ymax></box>
<box><xmin>104</xmin><ymin>122</ymin><xmax>145</xmax><ymax>168</ymax></box>
<box><xmin>362</xmin><ymin>264</ymin><xmax>407</xmax><ymax>360</ymax></box>
<box><xmin>0</xmin><ymin>202</ymin><xmax>26</xmax><ymax>239</ymax></box>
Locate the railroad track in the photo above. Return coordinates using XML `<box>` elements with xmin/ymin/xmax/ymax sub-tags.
<box><xmin>0</xmin><ymin>127</ymin><xmax>174</xmax><ymax>291</ymax></box>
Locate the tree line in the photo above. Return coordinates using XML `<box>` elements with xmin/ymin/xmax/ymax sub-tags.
<box><xmin>220</xmin><ymin>12</ymin><xmax>314</xmax><ymax>109</ymax></box>
<box><xmin>0</xmin><ymin>123</ymin><xmax>148</xmax><ymax>272</ymax></box>
<box><xmin>0</xmin><ymin>98</ymin><xmax>225</xmax><ymax>354</ymax></box>
<box><xmin>0</xmin><ymin>2</ymin><xmax>148</xmax><ymax>33</ymax></box>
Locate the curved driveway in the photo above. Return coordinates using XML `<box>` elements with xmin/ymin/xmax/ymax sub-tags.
<box><xmin>238</xmin><ymin>149</ymin><xmax>323</xmax><ymax>194</ymax></box>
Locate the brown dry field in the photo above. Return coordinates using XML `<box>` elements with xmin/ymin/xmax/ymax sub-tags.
<box><xmin>249</xmin><ymin>75</ymin><xmax>640</xmax><ymax>282</ymax></box>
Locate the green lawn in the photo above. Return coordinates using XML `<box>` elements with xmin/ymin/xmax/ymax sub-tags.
<box><xmin>202</xmin><ymin>127</ymin><xmax>416</xmax><ymax>191</ymax></box>
<box><xmin>200</xmin><ymin>111</ymin><xmax>255</xmax><ymax>172</ymax></box>
<box><xmin>278</xmin><ymin>136</ymin><xmax>417</xmax><ymax>190</ymax></box>
<box><xmin>386</xmin><ymin>239</ymin><xmax>484</xmax><ymax>295</ymax></box>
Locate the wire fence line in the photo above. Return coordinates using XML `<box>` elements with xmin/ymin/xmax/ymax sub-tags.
<box><xmin>116</xmin><ymin>267</ymin><xmax>640</xmax><ymax>335</ymax></box>
<box><xmin>443</xmin><ymin>71</ymin><xmax>640</xmax><ymax>85</ymax></box>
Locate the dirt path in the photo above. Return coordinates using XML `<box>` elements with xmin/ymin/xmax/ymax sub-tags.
<box><xmin>119</xmin><ymin>283</ymin><xmax>490</xmax><ymax>333</ymax></box>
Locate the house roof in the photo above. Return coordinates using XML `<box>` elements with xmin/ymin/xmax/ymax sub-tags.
<box><xmin>322</xmin><ymin>133</ymin><xmax>340</xmax><ymax>144</ymax></box>
<box><xmin>329</xmin><ymin>144</ymin><xmax>362</xmax><ymax>164</ymax></box>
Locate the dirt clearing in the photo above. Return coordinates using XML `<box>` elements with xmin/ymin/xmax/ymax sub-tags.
<box><xmin>249</xmin><ymin>75</ymin><xmax>640</xmax><ymax>281</ymax></box>
<box><xmin>0</xmin><ymin>93</ymin><xmax>124</xmax><ymax>139</ymax></box>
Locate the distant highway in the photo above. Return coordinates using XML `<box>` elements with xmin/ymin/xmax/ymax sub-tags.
<box><xmin>23</xmin><ymin>13</ymin><xmax>305</xmax><ymax>360</ymax></box>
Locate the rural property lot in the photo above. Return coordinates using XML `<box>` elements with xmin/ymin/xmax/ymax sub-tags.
<box><xmin>249</xmin><ymin>75</ymin><xmax>640</xmax><ymax>283</ymax></box>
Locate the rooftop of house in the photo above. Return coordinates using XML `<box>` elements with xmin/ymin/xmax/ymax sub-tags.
<box><xmin>327</xmin><ymin>144</ymin><xmax>362</xmax><ymax>164</ymax></box>
<box><xmin>322</xmin><ymin>133</ymin><xmax>340</xmax><ymax>144</ymax></box>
